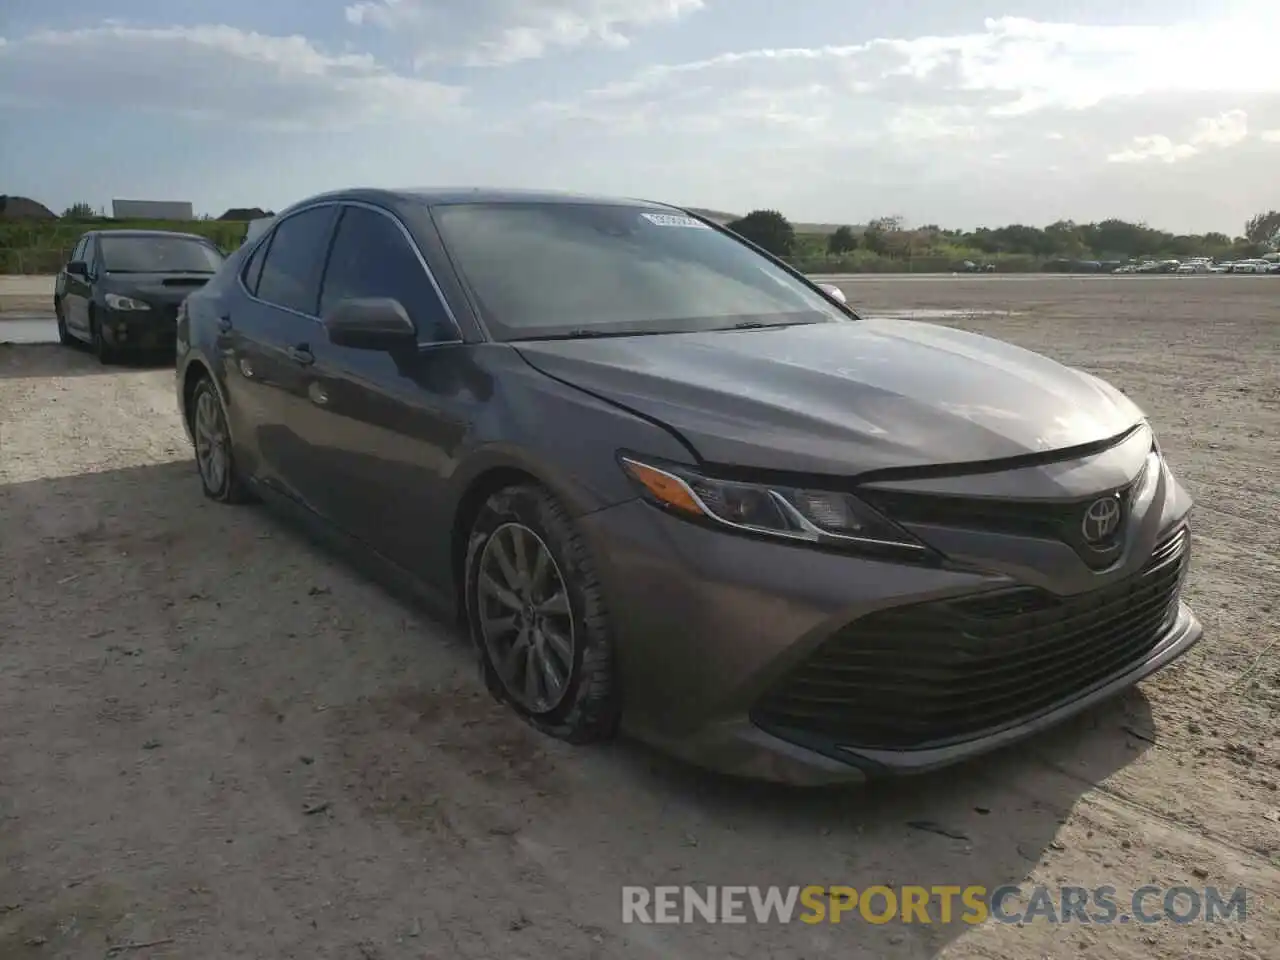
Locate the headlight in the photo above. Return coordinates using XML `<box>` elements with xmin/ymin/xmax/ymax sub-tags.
<box><xmin>619</xmin><ymin>455</ymin><xmax>930</xmax><ymax>554</ymax></box>
<box><xmin>105</xmin><ymin>293</ymin><xmax>150</xmax><ymax>311</ymax></box>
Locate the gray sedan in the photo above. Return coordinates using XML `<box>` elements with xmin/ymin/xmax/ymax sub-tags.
<box><xmin>174</xmin><ymin>187</ymin><xmax>1202</xmax><ymax>785</ymax></box>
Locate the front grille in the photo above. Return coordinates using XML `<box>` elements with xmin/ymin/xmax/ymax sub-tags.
<box><xmin>141</xmin><ymin>302</ymin><xmax>178</xmax><ymax>322</ymax></box>
<box><xmin>752</xmin><ymin>525</ymin><xmax>1189</xmax><ymax>751</ymax></box>
<box><xmin>861</xmin><ymin>458</ymin><xmax>1151</xmax><ymax>569</ymax></box>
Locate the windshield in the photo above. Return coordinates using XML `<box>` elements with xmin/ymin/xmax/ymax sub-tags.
<box><xmin>100</xmin><ymin>235</ymin><xmax>224</xmax><ymax>273</ymax></box>
<box><xmin>429</xmin><ymin>202</ymin><xmax>848</xmax><ymax>340</ymax></box>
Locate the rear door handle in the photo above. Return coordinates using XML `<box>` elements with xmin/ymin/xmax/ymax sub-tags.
<box><xmin>287</xmin><ymin>344</ymin><xmax>315</xmax><ymax>366</ymax></box>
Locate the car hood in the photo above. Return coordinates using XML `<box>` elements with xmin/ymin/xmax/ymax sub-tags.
<box><xmin>513</xmin><ymin>318</ymin><xmax>1146</xmax><ymax>475</ymax></box>
<box><xmin>102</xmin><ymin>271</ymin><xmax>214</xmax><ymax>304</ymax></box>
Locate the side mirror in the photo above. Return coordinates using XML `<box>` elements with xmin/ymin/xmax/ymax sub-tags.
<box><xmin>818</xmin><ymin>282</ymin><xmax>847</xmax><ymax>304</ymax></box>
<box><xmin>322</xmin><ymin>298</ymin><xmax>418</xmax><ymax>351</ymax></box>
<box><xmin>66</xmin><ymin>260</ymin><xmax>89</xmax><ymax>278</ymax></box>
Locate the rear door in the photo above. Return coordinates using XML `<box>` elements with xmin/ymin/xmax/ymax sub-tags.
<box><xmin>220</xmin><ymin>204</ymin><xmax>339</xmax><ymax>508</ymax></box>
<box><xmin>300</xmin><ymin>202</ymin><xmax>469</xmax><ymax>571</ymax></box>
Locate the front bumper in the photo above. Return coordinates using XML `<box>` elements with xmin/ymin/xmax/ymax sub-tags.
<box><xmin>101</xmin><ymin>304</ymin><xmax>179</xmax><ymax>350</ymax></box>
<box><xmin>580</xmin><ymin>459</ymin><xmax>1201</xmax><ymax>786</ymax></box>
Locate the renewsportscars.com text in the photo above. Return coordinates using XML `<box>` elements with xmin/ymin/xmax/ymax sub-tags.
<box><xmin>621</xmin><ymin>884</ymin><xmax>1249</xmax><ymax>925</ymax></box>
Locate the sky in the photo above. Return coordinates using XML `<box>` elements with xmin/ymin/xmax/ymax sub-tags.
<box><xmin>1</xmin><ymin>0</ymin><xmax>1278</xmax><ymax>234</ymax></box>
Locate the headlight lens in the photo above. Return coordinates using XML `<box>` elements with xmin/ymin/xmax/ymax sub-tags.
<box><xmin>105</xmin><ymin>293</ymin><xmax>150</xmax><ymax>311</ymax></box>
<box><xmin>620</xmin><ymin>456</ymin><xmax>929</xmax><ymax>553</ymax></box>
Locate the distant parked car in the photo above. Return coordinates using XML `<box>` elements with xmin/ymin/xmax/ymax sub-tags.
<box><xmin>54</xmin><ymin>230</ymin><xmax>224</xmax><ymax>363</ymax></box>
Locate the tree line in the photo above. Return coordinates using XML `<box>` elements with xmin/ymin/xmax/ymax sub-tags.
<box><xmin>725</xmin><ymin>209</ymin><xmax>1280</xmax><ymax>270</ymax></box>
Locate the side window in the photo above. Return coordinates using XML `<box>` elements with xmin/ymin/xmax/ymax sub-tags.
<box><xmin>255</xmin><ymin>206</ymin><xmax>337</xmax><ymax>315</ymax></box>
<box><xmin>241</xmin><ymin>237</ymin><xmax>269</xmax><ymax>295</ymax></box>
<box><xmin>69</xmin><ymin>237</ymin><xmax>86</xmax><ymax>264</ymax></box>
<box><xmin>319</xmin><ymin>205</ymin><xmax>453</xmax><ymax>340</ymax></box>
<box><xmin>81</xmin><ymin>238</ymin><xmax>97</xmax><ymax>271</ymax></box>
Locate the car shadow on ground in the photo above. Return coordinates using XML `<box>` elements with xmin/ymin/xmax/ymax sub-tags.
<box><xmin>0</xmin><ymin>343</ymin><xmax>173</xmax><ymax>380</ymax></box>
<box><xmin>0</xmin><ymin>459</ymin><xmax>1156</xmax><ymax>958</ymax></box>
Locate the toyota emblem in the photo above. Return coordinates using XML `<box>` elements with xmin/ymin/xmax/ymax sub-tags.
<box><xmin>1081</xmin><ymin>495</ymin><xmax>1122</xmax><ymax>544</ymax></box>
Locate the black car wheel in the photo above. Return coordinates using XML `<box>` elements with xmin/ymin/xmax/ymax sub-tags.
<box><xmin>464</xmin><ymin>484</ymin><xmax>619</xmax><ymax>743</ymax></box>
<box><xmin>90</xmin><ymin>312</ymin><xmax>119</xmax><ymax>364</ymax></box>
<box><xmin>190</xmin><ymin>377</ymin><xmax>252</xmax><ymax>503</ymax></box>
<box><xmin>54</xmin><ymin>300</ymin><xmax>74</xmax><ymax>346</ymax></box>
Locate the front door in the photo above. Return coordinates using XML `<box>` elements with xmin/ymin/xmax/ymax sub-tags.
<box><xmin>298</xmin><ymin>202</ymin><xmax>473</xmax><ymax>575</ymax></box>
<box><xmin>63</xmin><ymin>236</ymin><xmax>95</xmax><ymax>337</ymax></box>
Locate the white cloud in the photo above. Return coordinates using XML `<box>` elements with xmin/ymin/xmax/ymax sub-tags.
<box><xmin>535</xmin><ymin>11</ymin><xmax>1280</xmax><ymax>133</ymax></box>
<box><xmin>887</xmin><ymin>106</ymin><xmax>982</xmax><ymax>142</ymax></box>
<box><xmin>0</xmin><ymin>24</ymin><xmax>465</xmax><ymax>130</ymax></box>
<box><xmin>344</xmin><ymin>0</ymin><xmax>704</xmax><ymax>66</ymax></box>
<box><xmin>1107</xmin><ymin>109</ymin><xmax>1249</xmax><ymax>164</ymax></box>
<box><xmin>1188</xmin><ymin>109</ymin><xmax>1250</xmax><ymax>149</ymax></box>
<box><xmin>517</xmin><ymin>10</ymin><xmax>1280</xmax><ymax>231</ymax></box>
<box><xmin>1106</xmin><ymin>135</ymin><xmax>1199</xmax><ymax>165</ymax></box>
<box><xmin>1261</xmin><ymin>130</ymin><xmax>1280</xmax><ymax>143</ymax></box>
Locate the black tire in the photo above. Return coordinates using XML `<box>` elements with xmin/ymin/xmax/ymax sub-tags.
<box><xmin>90</xmin><ymin>310</ymin><xmax>120</xmax><ymax>364</ymax></box>
<box><xmin>189</xmin><ymin>376</ymin><xmax>253</xmax><ymax>504</ymax></box>
<box><xmin>463</xmin><ymin>484</ymin><xmax>620</xmax><ymax>743</ymax></box>
<box><xmin>54</xmin><ymin>300</ymin><xmax>74</xmax><ymax>346</ymax></box>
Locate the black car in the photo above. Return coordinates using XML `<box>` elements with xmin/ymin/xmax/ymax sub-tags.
<box><xmin>54</xmin><ymin>230</ymin><xmax>225</xmax><ymax>362</ymax></box>
<box><xmin>175</xmin><ymin>188</ymin><xmax>1200</xmax><ymax>785</ymax></box>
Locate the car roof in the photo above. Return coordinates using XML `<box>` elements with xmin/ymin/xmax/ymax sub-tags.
<box><xmin>281</xmin><ymin>186</ymin><xmax>685</xmax><ymax>213</ymax></box>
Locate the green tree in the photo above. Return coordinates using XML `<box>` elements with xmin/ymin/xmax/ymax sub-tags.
<box><xmin>62</xmin><ymin>202</ymin><xmax>95</xmax><ymax>219</ymax></box>
<box><xmin>726</xmin><ymin>209</ymin><xmax>796</xmax><ymax>257</ymax></box>
<box><xmin>861</xmin><ymin>216</ymin><xmax>903</xmax><ymax>256</ymax></box>
<box><xmin>1244</xmin><ymin>210</ymin><xmax>1280</xmax><ymax>248</ymax></box>
<box><xmin>826</xmin><ymin>225</ymin><xmax>857</xmax><ymax>255</ymax></box>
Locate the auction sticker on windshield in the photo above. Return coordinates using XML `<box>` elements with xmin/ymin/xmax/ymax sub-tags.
<box><xmin>641</xmin><ymin>213</ymin><xmax>710</xmax><ymax>228</ymax></box>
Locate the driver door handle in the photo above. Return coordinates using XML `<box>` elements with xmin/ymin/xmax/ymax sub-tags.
<box><xmin>287</xmin><ymin>344</ymin><xmax>315</xmax><ymax>366</ymax></box>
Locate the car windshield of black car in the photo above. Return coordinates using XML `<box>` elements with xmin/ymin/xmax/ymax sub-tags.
<box><xmin>429</xmin><ymin>201</ymin><xmax>847</xmax><ymax>340</ymax></box>
<box><xmin>100</xmin><ymin>236</ymin><xmax>224</xmax><ymax>274</ymax></box>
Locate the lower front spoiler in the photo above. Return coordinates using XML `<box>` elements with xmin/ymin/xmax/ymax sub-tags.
<box><xmin>636</xmin><ymin>602</ymin><xmax>1203</xmax><ymax>787</ymax></box>
<box><xmin>103</xmin><ymin>310</ymin><xmax>177</xmax><ymax>351</ymax></box>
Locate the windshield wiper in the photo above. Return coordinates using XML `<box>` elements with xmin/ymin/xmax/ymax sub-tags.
<box><xmin>520</xmin><ymin>329</ymin><xmax>646</xmax><ymax>341</ymax></box>
<box><xmin>727</xmin><ymin>319</ymin><xmax>819</xmax><ymax>330</ymax></box>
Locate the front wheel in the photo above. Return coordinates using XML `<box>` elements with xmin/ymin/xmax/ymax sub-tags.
<box><xmin>54</xmin><ymin>300</ymin><xmax>73</xmax><ymax>346</ymax></box>
<box><xmin>90</xmin><ymin>312</ymin><xmax>119</xmax><ymax>364</ymax></box>
<box><xmin>463</xmin><ymin>484</ymin><xmax>620</xmax><ymax>743</ymax></box>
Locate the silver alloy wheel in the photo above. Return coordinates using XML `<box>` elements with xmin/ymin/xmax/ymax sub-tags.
<box><xmin>477</xmin><ymin>521</ymin><xmax>576</xmax><ymax>713</ymax></box>
<box><xmin>194</xmin><ymin>389</ymin><xmax>229</xmax><ymax>494</ymax></box>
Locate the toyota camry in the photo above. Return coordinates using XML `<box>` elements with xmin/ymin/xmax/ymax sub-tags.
<box><xmin>175</xmin><ymin>188</ymin><xmax>1202</xmax><ymax>785</ymax></box>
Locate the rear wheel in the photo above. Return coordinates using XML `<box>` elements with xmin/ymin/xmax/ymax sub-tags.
<box><xmin>464</xmin><ymin>484</ymin><xmax>619</xmax><ymax>743</ymax></box>
<box><xmin>190</xmin><ymin>377</ymin><xmax>253</xmax><ymax>504</ymax></box>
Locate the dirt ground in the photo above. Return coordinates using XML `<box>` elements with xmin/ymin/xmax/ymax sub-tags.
<box><xmin>1</xmin><ymin>275</ymin><xmax>1276</xmax><ymax>959</ymax></box>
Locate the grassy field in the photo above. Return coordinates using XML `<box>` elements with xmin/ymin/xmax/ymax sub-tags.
<box><xmin>0</xmin><ymin>218</ymin><xmax>250</xmax><ymax>273</ymax></box>
<box><xmin>2</xmin><ymin>217</ymin><xmax>1051</xmax><ymax>275</ymax></box>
